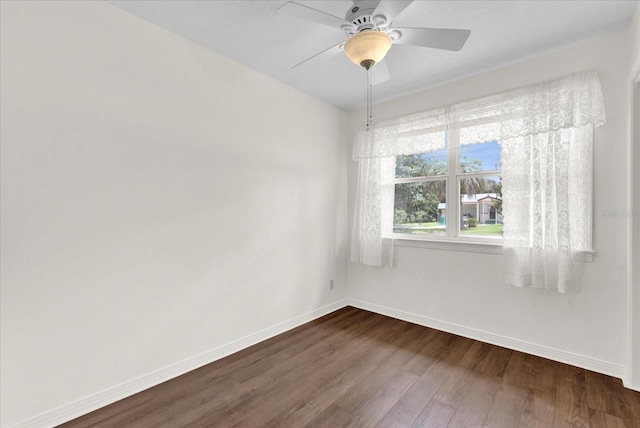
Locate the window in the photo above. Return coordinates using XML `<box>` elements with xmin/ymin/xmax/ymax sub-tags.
<box><xmin>392</xmin><ymin>131</ymin><xmax>503</xmax><ymax>241</ymax></box>
<box><xmin>394</xmin><ymin>147</ymin><xmax>448</xmax><ymax>236</ymax></box>
<box><xmin>352</xmin><ymin>70</ymin><xmax>604</xmax><ymax>290</ymax></box>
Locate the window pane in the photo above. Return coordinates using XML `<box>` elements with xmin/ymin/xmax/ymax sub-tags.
<box><xmin>459</xmin><ymin>140</ymin><xmax>501</xmax><ymax>173</ymax></box>
<box><xmin>396</xmin><ymin>147</ymin><xmax>448</xmax><ymax>178</ymax></box>
<box><xmin>393</xmin><ymin>181</ymin><xmax>446</xmax><ymax>235</ymax></box>
<box><xmin>459</xmin><ymin>175</ymin><xmax>503</xmax><ymax>238</ymax></box>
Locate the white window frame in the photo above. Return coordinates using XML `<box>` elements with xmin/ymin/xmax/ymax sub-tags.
<box><xmin>390</xmin><ymin>128</ymin><xmax>594</xmax><ymax>261</ymax></box>
<box><xmin>392</xmin><ymin>127</ymin><xmax>503</xmax><ymax>245</ymax></box>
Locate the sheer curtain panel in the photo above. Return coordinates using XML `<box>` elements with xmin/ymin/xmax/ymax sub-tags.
<box><xmin>351</xmin><ymin>109</ymin><xmax>448</xmax><ymax>266</ymax></box>
<box><xmin>498</xmin><ymin>71</ymin><xmax>605</xmax><ymax>292</ymax></box>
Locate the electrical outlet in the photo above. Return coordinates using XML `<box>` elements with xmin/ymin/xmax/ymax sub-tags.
<box><xmin>329</xmin><ymin>280</ymin><xmax>334</xmax><ymax>290</ymax></box>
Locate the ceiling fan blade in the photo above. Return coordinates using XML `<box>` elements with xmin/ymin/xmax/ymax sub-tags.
<box><xmin>372</xmin><ymin>0</ymin><xmax>413</xmax><ymax>24</ymax></box>
<box><xmin>277</xmin><ymin>2</ymin><xmax>349</xmax><ymax>30</ymax></box>
<box><xmin>372</xmin><ymin>59</ymin><xmax>390</xmax><ymax>85</ymax></box>
<box><xmin>393</xmin><ymin>27</ymin><xmax>471</xmax><ymax>51</ymax></box>
<box><xmin>292</xmin><ymin>41</ymin><xmax>344</xmax><ymax>69</ymax></box>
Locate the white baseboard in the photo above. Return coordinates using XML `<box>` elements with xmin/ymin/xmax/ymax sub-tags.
<box><xmin>14</xmin><ymin>299</ymin><xmax>349</xmax><ymax>428</ymax></box>
<box><xmin>348</xmin><ymin>298</ymin><xmax>627</xmax><ymax>381</ymax></box>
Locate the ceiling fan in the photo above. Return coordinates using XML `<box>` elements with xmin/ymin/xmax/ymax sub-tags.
<box><xmin>277</xmin><ymin>0</ymin><xmax>471</xmax><ymax>84</ymax></box>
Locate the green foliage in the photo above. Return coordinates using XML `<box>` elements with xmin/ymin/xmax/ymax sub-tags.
<box><xmin>459</xmin><ymin>159</ymin><xmax>503</xmax><ymax>197</ymax></box>
<box><xmin>396</xmin><ymin>154</ymin><xmax>446</xmax><ymax>179</ymax></box>
<box><xmin>466</xmin><ymin>217</ymin><xmax>478</xmax><ymax>228</ymax></box>
<box><xmin>492</xmin><ymin>179</ymin><xmax>503</xmax><ymax>214</ymax></box>
<box><xmin>413</xmin><ymin>210</ymin><xmax>429</xmax><ymax>223</ymax></box>
<box><xmin>459</xmin><ymin>157</ymin><xmax>483</xmax><ymax>173</ymax></box>
<box><xmin>394</xmin><ymin>209</ymin><xmax>409</xmax><ymax>225</ymax></box>
<box><xmin>394</xmin><ymin>182</ymin><xmax>441</xmax><ymax>224</ymax></box>
<box><xmin>394</xmin><ymin>153</ymin><xmax>446</xmax><ymax>226</ymax></box>
<box><xmin>459</xmin><ymin>158</ymin><xmax>485</xmax><ymax>196</ymax></box>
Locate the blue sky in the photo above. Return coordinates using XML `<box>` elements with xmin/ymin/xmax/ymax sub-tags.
<box><xmin>419</xmin><ymin>140</ymin><xmax>501</xmax><ymax>172</ymax></box>
<box><xmin>459</xmin><ymin>140</ymin><xmax>501</xmax><ymax>171</ymax></box>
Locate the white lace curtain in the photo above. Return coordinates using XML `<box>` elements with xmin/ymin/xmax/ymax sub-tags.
<box><xmin>351</xmin><ymin>70</ymin><xmax>606</xmax><ymax>292</ymax></box>
<box><xmin>351</xmin><ymin>108</ymin><xmax>448</xmax><ymax>266</ymax></box>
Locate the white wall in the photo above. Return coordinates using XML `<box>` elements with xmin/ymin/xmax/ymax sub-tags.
<box><xmin>630</xmin><ymin>4</ymin><xmax>640</xmax><ymax>66</ymax></box>
<box><xmin>628</xmin><ymin>3</ymin><xmax>640</xmax><ymax>390</ymax></box>
<box><xmin>0</xmin><ymin>1</ymin><xmax>348</xmax><ymax>426</ymax></box>
<box><xmin>347</xmin><ymin>31</ymin><xmax>632</xmax><ymax>379</ymax></box>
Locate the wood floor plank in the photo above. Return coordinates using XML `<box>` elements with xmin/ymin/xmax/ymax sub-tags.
<box><xmin>554</xmin><ymin>368</ymin><xmax>588</xmax><ymax>428</ymax></box>
<box><xmin>334</xmin><ymin>354</ymin><xmax>409</xmax><ymax>414</ymax></box>
<box><xmin>402</xmin><ymin>332</ymin><xmax>448</xmax><ymax>376</ymax></box>
<box><xmin>224</xmin><ymin>306</ymin><xmax>358</xmax><ymax>365</ymax></box>
<box><xmin>436</xmin><ymin>332</ymin><xmax>477</xmax><ymax>365</ymax></box>
<box><xmin>266</xmin><ymin>362</ymin><xmax>378</xmax><ymax>427</ymax></box>
<box><xmin>402</xmin><ymin>328</ymin><xmax>471</xmax><ymax>377</ymax></box>
<box><xmin>621</xmin><ymin>386</ymin><xmax>640</xmax><ymax>428</ymax></box>
<box><xmin>57</xmin><ymin>308</ymin><xmax>640</xmax><ymax>428</ymax></box>
<box><xmin>518</xmin><ymin>388</ymin><xmax>556</xmax><ymax>428</ymax></box>
<box><xmin>529</xmin><ymin>356</ymin><xmax>559</xmax><ymax>395</ymax></box>
<box><xmin>557</xmin><ymin>361</ymin><xmax>586</xmax><ymax>385</ymax></box>
<box><xmin>301</xmin><ymin>404</ymin><xmax>364</xmax><ymax>428</ymax></box>
<box><xmin>263</xmin><ymin>309</ymin><xmax>386</xmax><ymax>383</ymax></box>
<box><xmin>301</xmin><ymin>316</ymin><xmax>410</xmax><ymax>389</ymax></box>
<box><xmin>484</xmin><ymin>381</ymin><xmax>528</xmax><ymax>428</ymax></box>
<box><xmin>227</xmin><ymin>308</ymin><xmax>369</xmax><ymax>384</ymax></box>
<box><xmin>503</xmin><ymin>351</ymin><xmax>535</xmax><ymax>389</ymax></box>
<box><xmin>431</xmin><ymin>340</ymin><xmax>487</xmax><ymax>408</ymax></box>
<box><xmin>375</xmin><ymin>358</ymin><xmax>457</xmax><ymax>427</ymax></box>
<box><xmin>229</xmin><ymin>378</ymin><xmax>320</xmax><ymax>428</ymax></box>
<box><xmin>347</xmin><ymin>370</ymin><xmax>419</xmax><ymax>427</ymax></box>
<box><xmin>473</xmin><ymin>342</ymin><xmax>513</xmax><ymax>378</ymax></box>
<box><xmin>585</xmin><ymin>371</ymin><xmax>637</xmax><ymax>420</ymax></box>
<box><xmin>334</xmin><ymin>322</ymin><xmax>433</xmax><ymax>426</ymax></box>
<box><xmin>175</xmin><ymin>372</ymin><xmax>280</xmax><ymax>427</ymax></box>
<box><xmin>410</xmin><ymin>399</ymin><xmax>456</xmax><ymax>428</ymax></box>
<box><xmin>446</xmin><ymin>373</ymin><xmax>501</xmax><ymax>427</ymax></box>
<box><xmin>588</xmin><ymin>409</ymin><xmax>627</xmax><ymax>428</ymax></box>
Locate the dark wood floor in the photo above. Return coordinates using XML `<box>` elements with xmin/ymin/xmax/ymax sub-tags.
<box><xmin>60</xmin><ymin>307</ymin><xmax>640</xmax><ymax>428</ymax></box>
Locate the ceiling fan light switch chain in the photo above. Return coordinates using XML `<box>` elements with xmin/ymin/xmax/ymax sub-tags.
<box><xmin>366</xmin><ymin>66</ymin><xmax>373</xmax><ymax>129</ymax></box>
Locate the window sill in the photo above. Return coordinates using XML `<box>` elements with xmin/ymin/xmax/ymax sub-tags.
<box><xmin>388</xmin><ymin>237</ymin><xmax>595</xmax><ymax>262</ymax></box>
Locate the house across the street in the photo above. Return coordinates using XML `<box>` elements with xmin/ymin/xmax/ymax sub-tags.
<box><xmin>438</xmin><ymin>193</ymin><xmax>503</xmax><ymax>225</ymax></box>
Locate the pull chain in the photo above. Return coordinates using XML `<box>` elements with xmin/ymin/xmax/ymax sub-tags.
<box><xmin>366</xmin><ymin>67</ymin><xmax>373</xmax><ymax>130</ymax></box>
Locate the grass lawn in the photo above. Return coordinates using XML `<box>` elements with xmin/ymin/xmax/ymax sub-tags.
<box><xmin>460</xmin><ymin>223</ymin><xmax>503</xmax><ymax>235</ymax></box>
<box><xmin>393</xmin><ymin>222</ymin><xmax>445</xmax><ymax>234</ymax></box>
<box><xmin>394</xmin><ymin>222</ymin><xmax>503</xmax><ymax>236</ymax></box>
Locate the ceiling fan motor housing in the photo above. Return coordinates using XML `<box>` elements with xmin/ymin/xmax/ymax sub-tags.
<box><xmin>343</xmin><ymin>1</ymin><xmax>384</xmax><ymax>35</ymax></box>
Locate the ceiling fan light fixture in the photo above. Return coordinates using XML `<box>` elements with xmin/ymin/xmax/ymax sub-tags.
<box><xmin>344</xmin><ymin>30</ymin><xmax>392</xmax><ymax>70</ymax></box>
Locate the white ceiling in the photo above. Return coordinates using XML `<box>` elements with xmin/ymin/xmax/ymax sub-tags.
<box><xmin>107</xmin><ymin>0</ymin><xmax>637</xmax><ymax>111</ymax></box>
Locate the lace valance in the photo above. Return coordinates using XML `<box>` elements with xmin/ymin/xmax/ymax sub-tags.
<box><xmin>352</xmin><ymin>108</ymin><xmax>448</xmax><ymax>160</ymax></box>
<box><xmin>353</xmin><ymin>70</ymin><xmax>605</xmax><ymax>159</ymax></box>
